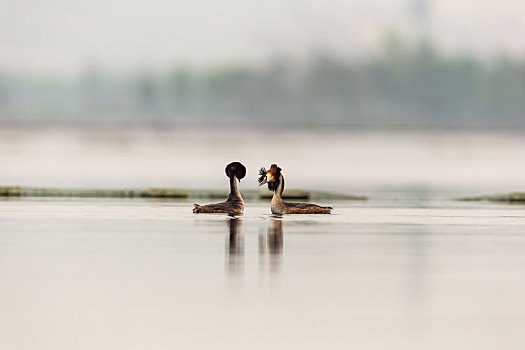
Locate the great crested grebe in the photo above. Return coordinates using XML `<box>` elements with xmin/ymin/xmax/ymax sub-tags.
<box><xmin>193</xmin><ymin>162</ymin><xmax>246</xmax><ymax>215</ymax></box>
<box><xmin>258</xmin><ymin>164</ymin><xmax>332</xmax><ymax>214</ymax></box>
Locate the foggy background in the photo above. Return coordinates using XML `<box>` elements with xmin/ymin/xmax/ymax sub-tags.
<box><xmin>1</xmin><ymin>0</ymin><xmax>524</xmax><ymax>127</ymax></box>
<box><xmin>1</xmin><ymin>0</ymin><xmax>524</xmax><ymax>194</ymax></box>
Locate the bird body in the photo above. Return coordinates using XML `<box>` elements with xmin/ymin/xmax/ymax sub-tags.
<box><xmin>259</xmin><ymin>164</ymin><xmax>332</xmax><ymax>214</ymax></box>
<box><xmin>193</xmin><ymin>162</ymin><xmax>246</xmax><ymax>215</ymax></box>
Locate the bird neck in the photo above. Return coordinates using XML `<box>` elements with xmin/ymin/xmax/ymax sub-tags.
<box><xmin>227</xmin><ymin>175</ymin><xmax>242</xmax><ymax>201</ymax></box>
<box><xmin>273</xmin><ymin>175</ymin><xmax>285</xmax><ymax>199</ymax></box>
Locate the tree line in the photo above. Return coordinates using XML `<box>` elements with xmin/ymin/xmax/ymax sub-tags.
<box><xmin>0</xmin><ymin>35</ymin><xmax>524</xmax><ymax>127</ymax></box>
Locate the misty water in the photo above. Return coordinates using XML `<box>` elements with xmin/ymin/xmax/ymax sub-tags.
<box><xmin>1</xmin><ymin>127</ymin><xmax>524</xmax><ymax>349</ymax></box>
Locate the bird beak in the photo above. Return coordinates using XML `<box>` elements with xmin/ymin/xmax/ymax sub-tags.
<box><xmin>259</xmin><ymin>176</ymin><xmax>267</xmax><ymax>186</ymax></box>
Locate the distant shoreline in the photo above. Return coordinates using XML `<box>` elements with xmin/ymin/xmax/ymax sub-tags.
<box><xmin>0</xmin><ymin>186</ymin><xmax>365</xmax><ymax>201</ymax></box>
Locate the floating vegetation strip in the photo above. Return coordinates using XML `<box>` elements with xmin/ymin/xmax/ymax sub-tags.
<box><xmin>0</xmin><ymin>186</ymin><xmax>153</xmax><ymax>198</ymax></box>
<box><xmin>458</xmin><ymin>192</ymin><xmax>525</xmax><ymax>203</ymax></box>
<box><xmin>0</xmin><ymin>186</ymin><xmax>366</xmax><ymax>201</ymax></box>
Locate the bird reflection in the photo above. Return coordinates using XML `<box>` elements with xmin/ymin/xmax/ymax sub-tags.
<box><xmin>226</xmin><ymin>217</ymin><xmax>244</xmax><ymax>277</ymax></box>
<box><xmin>259</xmin><ymin>217</ymin><xmax>283</xmax><ymax>275</ymax></box>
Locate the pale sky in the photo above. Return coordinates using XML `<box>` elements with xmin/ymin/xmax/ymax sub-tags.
<box><xmin>1</xmin><ymin>0</ymin><xmax>524</xmax><ymax>76</ymax></box>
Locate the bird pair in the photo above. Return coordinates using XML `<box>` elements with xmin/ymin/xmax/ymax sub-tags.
<box><xmin>193</xmin><ymin>162</ymin><xmax>332</xmax><ymax>215</ymax></box>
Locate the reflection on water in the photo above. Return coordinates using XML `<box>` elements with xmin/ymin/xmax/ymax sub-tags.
<box><xmin>226</xmin><ymin>217</ymin><xmax>244</xmax><ymax>277</ymax></box>
<box><xmin>226</xmin><ymin>217</ymin><xmax>284</xmax><ymax>279</ymax></box>
<box><xmin>1</xmin><ymin>200</ymin><xmax>525</xmax><ymax>350</ymax></box>
<box><xmin>259</xmin><ymin>218</ymin><xmax>283</xmax><ymax>275</ymax></box>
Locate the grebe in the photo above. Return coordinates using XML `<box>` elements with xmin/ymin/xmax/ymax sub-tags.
<box><xmin>258</xmin><ymin>164</ymin><xmax>332</xmax><ymax>214</ymax></box>
<box><xmin>193</xmin><ymin>162</ymin><xmax>246</xmax><ymax>215</ymax></box>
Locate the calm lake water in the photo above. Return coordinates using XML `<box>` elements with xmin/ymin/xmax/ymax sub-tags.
<box><xmin>1</xmin><ymin>126</ymin><xmax>524</xmax><ymax>198</ymax></box>
<box><xmin>0</xmin><ymin>126</ymin><xmax>524</xmax><ymax>349</ymax></box>
<box><xmin>0</xmin><ymin>198</ymin><xmax>524</xmax><ymax>350</ymax></box>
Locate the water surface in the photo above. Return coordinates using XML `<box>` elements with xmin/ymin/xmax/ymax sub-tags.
<box><xmin>1</xmin><ymin>126</ymin><xmax>524</xmax><ymax>198</ymax></box>
<box><xmin>0</xmin><ymin>198</ymin><xmax>524</xmax><ymax>350</ymax></box>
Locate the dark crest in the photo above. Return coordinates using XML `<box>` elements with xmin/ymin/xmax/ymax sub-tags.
<box><xmin>258</xmin><ymin>167</ymin><xmax>267</xmax><ymax>184</ymax></box>
<box><xmin>225</xmin><ymin>162</ymin><xmax>246</xmax><ymax>180</ymax></box>
<box><xmin>270</xmin><ymin>164</ymin><xmax>281</xmax><ymax>175</ymax></box>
